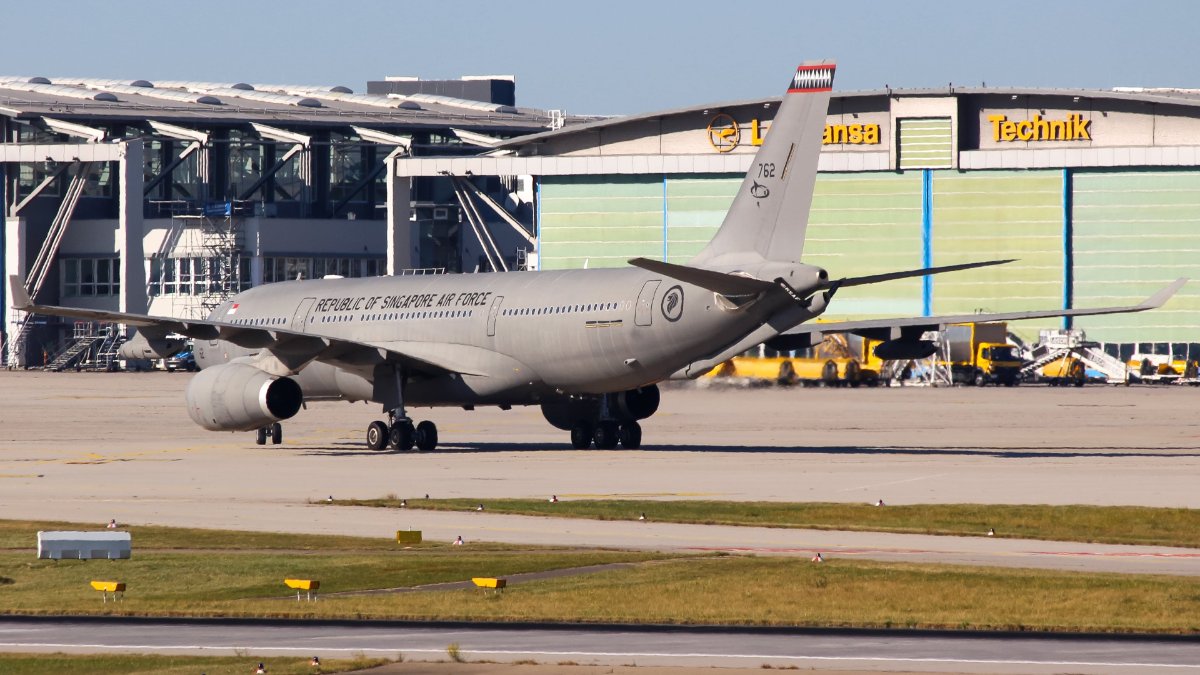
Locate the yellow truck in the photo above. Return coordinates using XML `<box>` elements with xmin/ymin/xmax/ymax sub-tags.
<box><xmin>941</xmin><ymin>323</ymin><xmax>1023</xmax><ymax>386</ymax></box>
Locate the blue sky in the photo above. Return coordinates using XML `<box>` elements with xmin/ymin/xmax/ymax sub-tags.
<box><xmin>3</xmin><ymin>1</ymin><xmax>1196</xmax><ymax>115</ymax></box>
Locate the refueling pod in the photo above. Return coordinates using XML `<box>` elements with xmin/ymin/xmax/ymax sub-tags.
<box><xmin>872</xmin><ymin>339</ymin><xmax>939</xmax><ymax>361</ymax></box>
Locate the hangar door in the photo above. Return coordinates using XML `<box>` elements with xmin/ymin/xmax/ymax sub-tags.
<box><xmin>538</xmin><ymin>176</ymin><xmax>663</xmax><ymax>270</ymax></box>
<box><xmin>802</xmin><ymin>172</ymin><xmax>924</xmax><ymax>320</ymax></box>
<box><xmin>930</xmin><ymin>169</ymin><xmax>1064</xmax><ymax>341</ymax></box>
<box><xmin>663</xmin><ymin>175</ymin><xmax>740</xmax><ymax>263</ymax></box>
<box><xmin>1072</xmin><ymin>170</ymin><xmax>1200</xmax><ymax>344</ymax></box>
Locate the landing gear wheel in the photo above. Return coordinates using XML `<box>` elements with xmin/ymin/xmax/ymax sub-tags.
<box><xmin>594</xmin><ymin>421</ymin><xmax>620</xmax><ymax>450</ymax></box>
<box><xmin>390</xmin><ymin>421</ymin><xmax>415</xmax><ymax>451</ymax></box>
<box><xmin>570</xmin><ymin>423</ymin><xmax>593</xmax><ymax>449</ymax></box>
<box><xmin>618</xmin><ymin>421</ymin><xmax>642</xmax><ymax>449</ymax></box>
<box><xmin>415</xmin><ymin>420</ymin><xmax>439</xmax><ymax>451</ymax></box>
<box><xmin>255</xmin><ymin>427</ymin><xmax>268</xmax><ymax>445</ymax></box>
<box><xmin>270</xmin><ymin>422</ymin><xmax>283</xmax><ymax>445</ymax></box>
<box><xmin>366</xmin><ymin>421</ymin><xmax>389</xmax><ymax>450</ymax></box>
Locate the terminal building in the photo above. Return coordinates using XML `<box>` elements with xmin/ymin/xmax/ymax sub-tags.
<box><xmin>3</xmin><ymin>76</ymin><xmax>1200</xmax><ymax>366</ymax></box>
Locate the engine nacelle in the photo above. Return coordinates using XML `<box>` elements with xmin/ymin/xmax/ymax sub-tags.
<box><xmin>186</xmin><ymin>362</ymin><xmax>303</xmax><ymax>431</ymax></box>
<box><xmin>873</xmin><ymin>339</ymin><xmax>938</xmax><ymax>361</ymax></box>
<box><xmin>540</xmin><ymin>397</ymin><xmax>602</xmax><ymax>431</ymax></box>
<box><xmin>117</xmin><ymin>332</ymin><xmax>185</xmax><ymax>360</ymax></box>
<box><xmin>540</xmin><ymin>385</ymin><xmax>661</xmax><ymax>431</ymax></box>
<box><xmin>612</xmin><ymin>385</ymin><xmax>660</xmax><ymax>421</ymax></box>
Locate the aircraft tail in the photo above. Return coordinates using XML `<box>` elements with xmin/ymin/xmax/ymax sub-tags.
<box><xmin>690</xmin><ymin>62</ymin><xmax>834</xmax><ymax>268</ymax></box>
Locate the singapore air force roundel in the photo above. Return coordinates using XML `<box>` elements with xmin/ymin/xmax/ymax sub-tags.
<box><xmin>661</xmin><ymin>285</ymin><xmax>684</xmax><ymax>322</ymax></box>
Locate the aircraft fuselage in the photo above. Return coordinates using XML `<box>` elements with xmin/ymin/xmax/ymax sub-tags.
<box><xmin>194</xmin><ymin>264</ymin><xmax>817</xmax><ymax>408</ymax></box>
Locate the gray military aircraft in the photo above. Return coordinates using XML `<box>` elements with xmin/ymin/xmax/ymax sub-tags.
<box><xmin>8</xmin><ymin>62</ymin><xmax>1186</xmax><ymax>451</ymax></box>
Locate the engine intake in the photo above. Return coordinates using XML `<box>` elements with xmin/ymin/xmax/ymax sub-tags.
<box><xmin>186</xmin><ymin>362</ymin><xmax>303</xmax><ymax>431</ymax></box>
<box><xmin>612</xmin><ymin>385</ymin><xmax>660</xmax><ymax>421</ymax></box>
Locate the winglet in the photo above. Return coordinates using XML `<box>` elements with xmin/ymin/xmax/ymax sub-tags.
<box><xmin>8</xmin><ymin>275</ymin><xmax>31</xmax><ymax>310</ymax></box>
<box><xmin>1140</xmin><ymin>278</ymin><xmax>1187</xmax><ymax>309</ymax></box>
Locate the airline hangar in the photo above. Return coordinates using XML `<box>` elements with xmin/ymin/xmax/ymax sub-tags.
<box><xmin>396</xmin><ymin>85</ymin><xmax>1200</xmax><ymax>353</ymax></box>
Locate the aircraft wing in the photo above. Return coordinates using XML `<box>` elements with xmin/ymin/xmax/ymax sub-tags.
<box><xmin>6</xmin><ymin>275</ymin><xmax>485</xmax><ymax>377</ymax></box>
<box><xmin>780</xmin><ymin>278</ymin><xmax>1188</xmax><ymax>340</ymax></box>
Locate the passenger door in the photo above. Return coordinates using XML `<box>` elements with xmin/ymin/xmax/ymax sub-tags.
<box><xmin>486</xmin><ymin>296</ymin><xmax>505</xmax><ymax>337</ymax></box>
<box><xmin>291</xmin><ymin>297</ymin><xmax>317</xmax><ymax>333</ymax></box>
<box><xmin>634</xmin><ymin>280</ymin><xmax>660</xmax><ymax>326</ymax></box>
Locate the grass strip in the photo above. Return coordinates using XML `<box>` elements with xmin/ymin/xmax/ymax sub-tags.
<box><xmin>3</xmin><ymin>553</ymin><xmax>1198</xmax><ymax>633</ymax></box>
<box><xmin>1</xmin><ymin>519</ymin><xmax>1197</xmax><ymax>633</ymax></box>
<box><xmin>331</xmin><ymin>498</ymin><xmax>1200</xmax><ymax>549</ymax></box>
<box><xmin>0</xmin><ymin>653</ymin><xmax>390</xmax><ymax>674</ymax></box>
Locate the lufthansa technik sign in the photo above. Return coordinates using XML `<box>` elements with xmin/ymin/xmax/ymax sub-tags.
<box><xmin>707</xmin><ymin>115</ymin><xmax>880</xmax><ymax>153</ymax></box>
<box><xmin>988</xmin><ymin>113</ymin><xmax>1091</xmax><ymax>142</ymax></box>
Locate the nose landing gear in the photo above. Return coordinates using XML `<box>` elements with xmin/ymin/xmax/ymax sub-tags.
<box><xmin>255</xmin><ymin>422</ymin><xmax>283</xmax><ymax>445</ymax></box>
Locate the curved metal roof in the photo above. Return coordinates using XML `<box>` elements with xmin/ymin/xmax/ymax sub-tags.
<box><xmin>495</xmin><ymin>86</ymin><xmax>1200</xmax><ymax>149</ymax></box>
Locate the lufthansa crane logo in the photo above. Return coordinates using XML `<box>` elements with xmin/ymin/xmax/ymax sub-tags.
<box><xmin>706</xmin><ymin>113</ymin><xmax>740</xmax><ymax>153</ymax></box>
<box><xmin>661</xmin><ymin>285</ymin><xmax>684</xmax><ymax>322</ymax></box>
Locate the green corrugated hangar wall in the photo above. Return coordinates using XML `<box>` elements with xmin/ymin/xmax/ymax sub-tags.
<box><xmin>1073</xmin><ymin>171</ymin><xmax>1200</xmax><ymax>344</ymax></box>
<box><xmin>538</xmin><ymin>170</ymin><xmax>1200</xmax><ymax>345</ymax></box>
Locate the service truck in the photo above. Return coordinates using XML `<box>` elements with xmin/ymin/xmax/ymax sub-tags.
<box><xmin>941</xmin><ymin>323</ymin><xmax>1024</xmax><ymax>386</ymax></box>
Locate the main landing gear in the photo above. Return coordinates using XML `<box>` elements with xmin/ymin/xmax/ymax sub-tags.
<box><xmin>543</xmin><ymin>385</ymin><xmax>660</xmax><ymax>451</ymax></box>
<box><xmin>570</xmin><ymin>420</ymin><xmax>642</xmax><ymax>450</ymax></box>
<box><xmin>365</xmin><ymin>415</ymin><xmax>439</xmax><ymax>452</ymax></box>
<box><xmin>255</xmin><ymin>422</ymin><xmax>283</xmax><ymax>445</ymax></box>
<box><xmin>366</xmin><ymin>416</ymin><xmax>438</xmax><ymax>452</ymax></box>
<box><xmin>364</xmin><ymin>370</ymin><xmax>438</xmax><ymax>451</ymax></box>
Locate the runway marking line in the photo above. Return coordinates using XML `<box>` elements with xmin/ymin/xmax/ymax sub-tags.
<box><xmin>0</xmin><ymin>643</ymin><xmax>1194</xmax><ymax>668</ymax></box>
<box><xmin>1031</xmin><ymin>551</ymin><xmax>1200</xmax><ymax>558</ymax></box>
<box><xmin>691</xmin><ymin>546</ymin><xmax>1200</xmax><ymax>559</ymax></box>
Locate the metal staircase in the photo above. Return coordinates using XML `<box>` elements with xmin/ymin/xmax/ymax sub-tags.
<box><xmin>1020</xmin><ymin>329</ymin><xmax>1129</xmax><ymax>384</ymax></box>
<box><xmin>45</xmin><ymin>322</ymin><xmax>102</xmax><ymax>371</ymax></box>
<box><xmin>93</xmin><ymin>328</ymin><xmax>125</xmax><ymax>371</ymax></box>
<box><xmin>42</xmin><ymin>321</ymin><xmax>122</xmax><ymax>371</ymax></box>
<box><xmin>6</xmin><ymin>163</ymin><xmax>91</xmax><ymax>368</ymax></box>
<box><xmin>6</xmin><ymin>309</ymin><xmax>33</xmax><ymax>369</ymax></box>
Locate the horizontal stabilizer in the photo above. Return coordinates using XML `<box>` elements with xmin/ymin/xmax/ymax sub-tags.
<box><xmin>628</xmin><ymin>258</ymin><xmax>774</xmax><ymax>296</ymax></box>
<box><xmin>829</xmin><ymin>259</ymin><xmax>1016</xmax><ymax>290</ymax></box>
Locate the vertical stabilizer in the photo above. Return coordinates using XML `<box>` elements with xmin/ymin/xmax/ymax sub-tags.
<box><xmin>690</xmin><ymin>62</ymin><xmax>835</xmax><ymax>267</ymax></box>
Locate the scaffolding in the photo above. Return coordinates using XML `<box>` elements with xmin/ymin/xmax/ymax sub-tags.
<box><xmin>172</xmin><ymin>202</ymin><xmax>248</xmax><ymax>319</ymax></box>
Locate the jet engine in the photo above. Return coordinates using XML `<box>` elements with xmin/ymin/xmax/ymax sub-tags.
<box><xmin>117</xmin><ymin>331</ymin><xmax>184</xmax><ymax>360</ymax></box>
<box><xmin>185</xmin><ymin>362</ymin><xmax>303</xmax><ymax>431</ymax></box>
<box><xmin>873</xmin><ymin>339</ymin><xmax>938</xmax><ymax>361</ymax></box>
<box><xmin>611</xmin><ymin>385</ymin><xmax>660</xmax><ymax>421</ymax></box>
